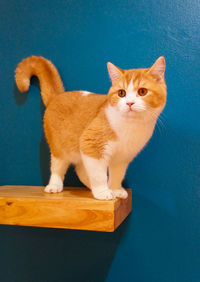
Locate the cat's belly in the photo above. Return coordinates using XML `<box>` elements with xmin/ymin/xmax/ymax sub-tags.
<box><xmin>67</xmin><ymin>152</ymin><xmax>81</xmax><ymax>165</ymax></box>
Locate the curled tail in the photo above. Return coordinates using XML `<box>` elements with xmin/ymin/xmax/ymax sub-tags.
<box><xmin>15</xmin><ymin>56</ymin><xmax>65</xmax><ymax>107</ymax></box>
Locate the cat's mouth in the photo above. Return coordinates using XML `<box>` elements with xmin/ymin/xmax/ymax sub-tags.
<box><xmin>127</xmin><ymin>107</ymin><xmax>138</xmax><ymax>113</ymax></box>
<box><xmin>124</xmin><ymin>108</ymin><xmax>137</xmax><ymax>116</ymax></box>
<box><xmin>124</xmin><ymin>107</ymin><xmax>146</xmax><ymax>116</ymax></box>
<box><xmin>128</xmin><ymin>106</ymin><xmax>145</xmax><ymax>113</ymax></box>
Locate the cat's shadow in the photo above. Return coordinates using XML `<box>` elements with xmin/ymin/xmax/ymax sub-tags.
<box><xmin>13</xmin><ymin>80</ymin><xmax>28</xmax><ymax>105</ymax></box>
<box><xmin>13</xmin><ymin>76</ymin><xmax>83</xmax><ymax>188</ymax></box>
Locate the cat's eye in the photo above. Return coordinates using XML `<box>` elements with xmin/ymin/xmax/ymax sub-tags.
<box><xmin>138</xmin><ymin>88</ymin><xmax>148</xmax><ymax>96</ymax></box>
<box><xmin>118</xmin><ymin>89</ymin><xmax>126</xmax><ymax>97</ymax></box>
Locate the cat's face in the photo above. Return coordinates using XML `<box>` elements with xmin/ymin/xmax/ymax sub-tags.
<box><xmin>107</xmin><ymin>57</ymin><xmax>167</xmax><ymax>118</ymax></box>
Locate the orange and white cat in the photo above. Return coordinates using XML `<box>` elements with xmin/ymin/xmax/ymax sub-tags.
<box><xmin>15</xmin><ymin>56</ymin><xmax>166</xmax><ymax>200</ymax></box>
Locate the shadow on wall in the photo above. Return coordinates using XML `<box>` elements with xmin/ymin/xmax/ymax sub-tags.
<box><xmin>13</xmin><ymin>83</ymin><xmax>28</xmax><ymax>106</ymax></box>
<box><xmin>14</xmin><ymin>77</ymin><xmax>84</xmax><ymax>187</ymax></box>
<box><xmin>0</xmin><ymin>216</ymin><xmax>131</xmax><ymax>282</ymax></box>
<box><xmin>39</xmin><ymin>98</ymin><xmax>86</xmax><ymax>187</ymax></box>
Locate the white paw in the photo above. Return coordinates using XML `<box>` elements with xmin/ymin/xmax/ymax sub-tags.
<box><xmin>92</xmin><ymin>188</ymin><xmax>116</xmax><ymax>200</ymax></box>
<box><xmin>44</xmin><ymin>184</ymin><xmax>63</xmax><ymax>193</ymax></box>
<box><xmin>112</xmin><ymin>188</ymin><xmax>128</xmax><ymax>199</ymax></box>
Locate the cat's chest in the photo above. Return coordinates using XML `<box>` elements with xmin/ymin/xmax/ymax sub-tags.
<box><xmin>116</xmin><ymin>122</ymin><xmax>153</xmax><ymax>157</ymax></box>
<box><xmin>105</xmin><ymin>109</ymin><xmax>155</xmax><ymax>161</ymax></box>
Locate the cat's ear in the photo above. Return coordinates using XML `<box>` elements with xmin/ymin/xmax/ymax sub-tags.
<box><xmin>107</xmin><ymin>62</ymin><xmax>123</xmax><ymax>84</ymax></box>
<box><xmin>148</xmin><ymin>56</ymin><xmax>166</xmax><ymax>82</ymax></box>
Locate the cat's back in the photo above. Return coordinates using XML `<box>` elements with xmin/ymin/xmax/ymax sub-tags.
<box><xmin>44</xmin><ymin>91</ymin><xmax>107</xmax><ymax>133</ymax></box>
<box><xmin>68</xmin><ymin>91</ymin><xmax>106</xmax><ymax>108</ymax></box>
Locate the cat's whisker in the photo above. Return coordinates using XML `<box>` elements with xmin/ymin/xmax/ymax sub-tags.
<box><xmin>133</xmin><ymin>106</ymin><xmax>165</xmax><ymax>135</ymax></box>
<box><xmin>144</xmin><ymin>108</ymin><xmax>166</xmax><ymax>135</ymax></box>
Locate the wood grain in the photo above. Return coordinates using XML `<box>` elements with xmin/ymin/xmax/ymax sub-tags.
<box><xmin>0</xmin><ymin>186</ymin><xmax>132</xmax><ymax>232</ymax></box>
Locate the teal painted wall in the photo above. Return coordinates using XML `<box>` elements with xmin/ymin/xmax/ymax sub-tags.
<box><xmin>0</xmin><ymin>1</ymin><xmax>199</xmax><ymax>281</ymax></box>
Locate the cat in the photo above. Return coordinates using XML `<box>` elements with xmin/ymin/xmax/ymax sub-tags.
<box><xmin>15</xmin><ymin>56</ymin><xmax>167</xmax><ymax>200</ymax></box>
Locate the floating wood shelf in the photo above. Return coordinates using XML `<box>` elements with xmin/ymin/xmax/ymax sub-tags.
<box><xmin>0</xmin><ymin>186</ymin><xmax>132</xmax><ymax>232</ymax></box>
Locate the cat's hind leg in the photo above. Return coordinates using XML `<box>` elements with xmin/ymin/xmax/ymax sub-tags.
<box><xmin>45</xmin><ymin>155</ymin><xmax>69</xmax><ymax>193</ymax></box>
<box><xmin>75</xmin><ymin>162</ymin><xmax>90</xmax><ymax>188</ymax></box>
<box><xmin>81</xmin><ymin>153</ymin><xmax>115</xmax><ymax>200</ymax></box>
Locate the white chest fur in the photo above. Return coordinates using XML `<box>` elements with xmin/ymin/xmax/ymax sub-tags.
<box><xmin>105</xmin><ymin>106</ymin><xmax>156</xmax><ymax>162</ymax></box>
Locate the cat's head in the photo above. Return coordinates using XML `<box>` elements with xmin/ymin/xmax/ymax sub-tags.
<box><xmin>107</xmin><ymin>57</ymin><xmax>167</xmax><ymax>119</ymax></box>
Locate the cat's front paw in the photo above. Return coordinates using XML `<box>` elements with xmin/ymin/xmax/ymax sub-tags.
<box><xmin>44</xmin><ymin>184</ymin><xmax>63</xmax><ymax>193</ymax></box>
<box><xmin>92</xmin><ymin>188</ymin><xmax>116</xmax><ymax>200</ymax></box>
<box><xmin>112</xmin><ymin>188</ymin><xmax>128</xmax><ymax>199</ymax></box>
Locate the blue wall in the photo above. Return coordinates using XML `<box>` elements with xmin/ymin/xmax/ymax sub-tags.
<box><xmin>0</xmin><ymin>1</ymin><xmax>199</xmax><ymax>281</ymax></box>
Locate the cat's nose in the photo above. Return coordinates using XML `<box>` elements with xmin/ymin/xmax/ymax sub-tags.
<box><xmin>126</xmin><ymin>102</ymin><xmax>134</xmax><ymax>108</ymax></box>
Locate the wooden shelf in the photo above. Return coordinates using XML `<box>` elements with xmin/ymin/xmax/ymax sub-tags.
<box><xmin>0</xmin><ymin>186</ymin><xmax>132</xmax><ymax>232</ymax></box>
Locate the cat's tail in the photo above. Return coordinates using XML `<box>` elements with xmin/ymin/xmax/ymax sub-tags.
<box><xmin>15</xmin><ymin>56</ymin><xmax>65</xmax><ymax>107</ymax></box>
